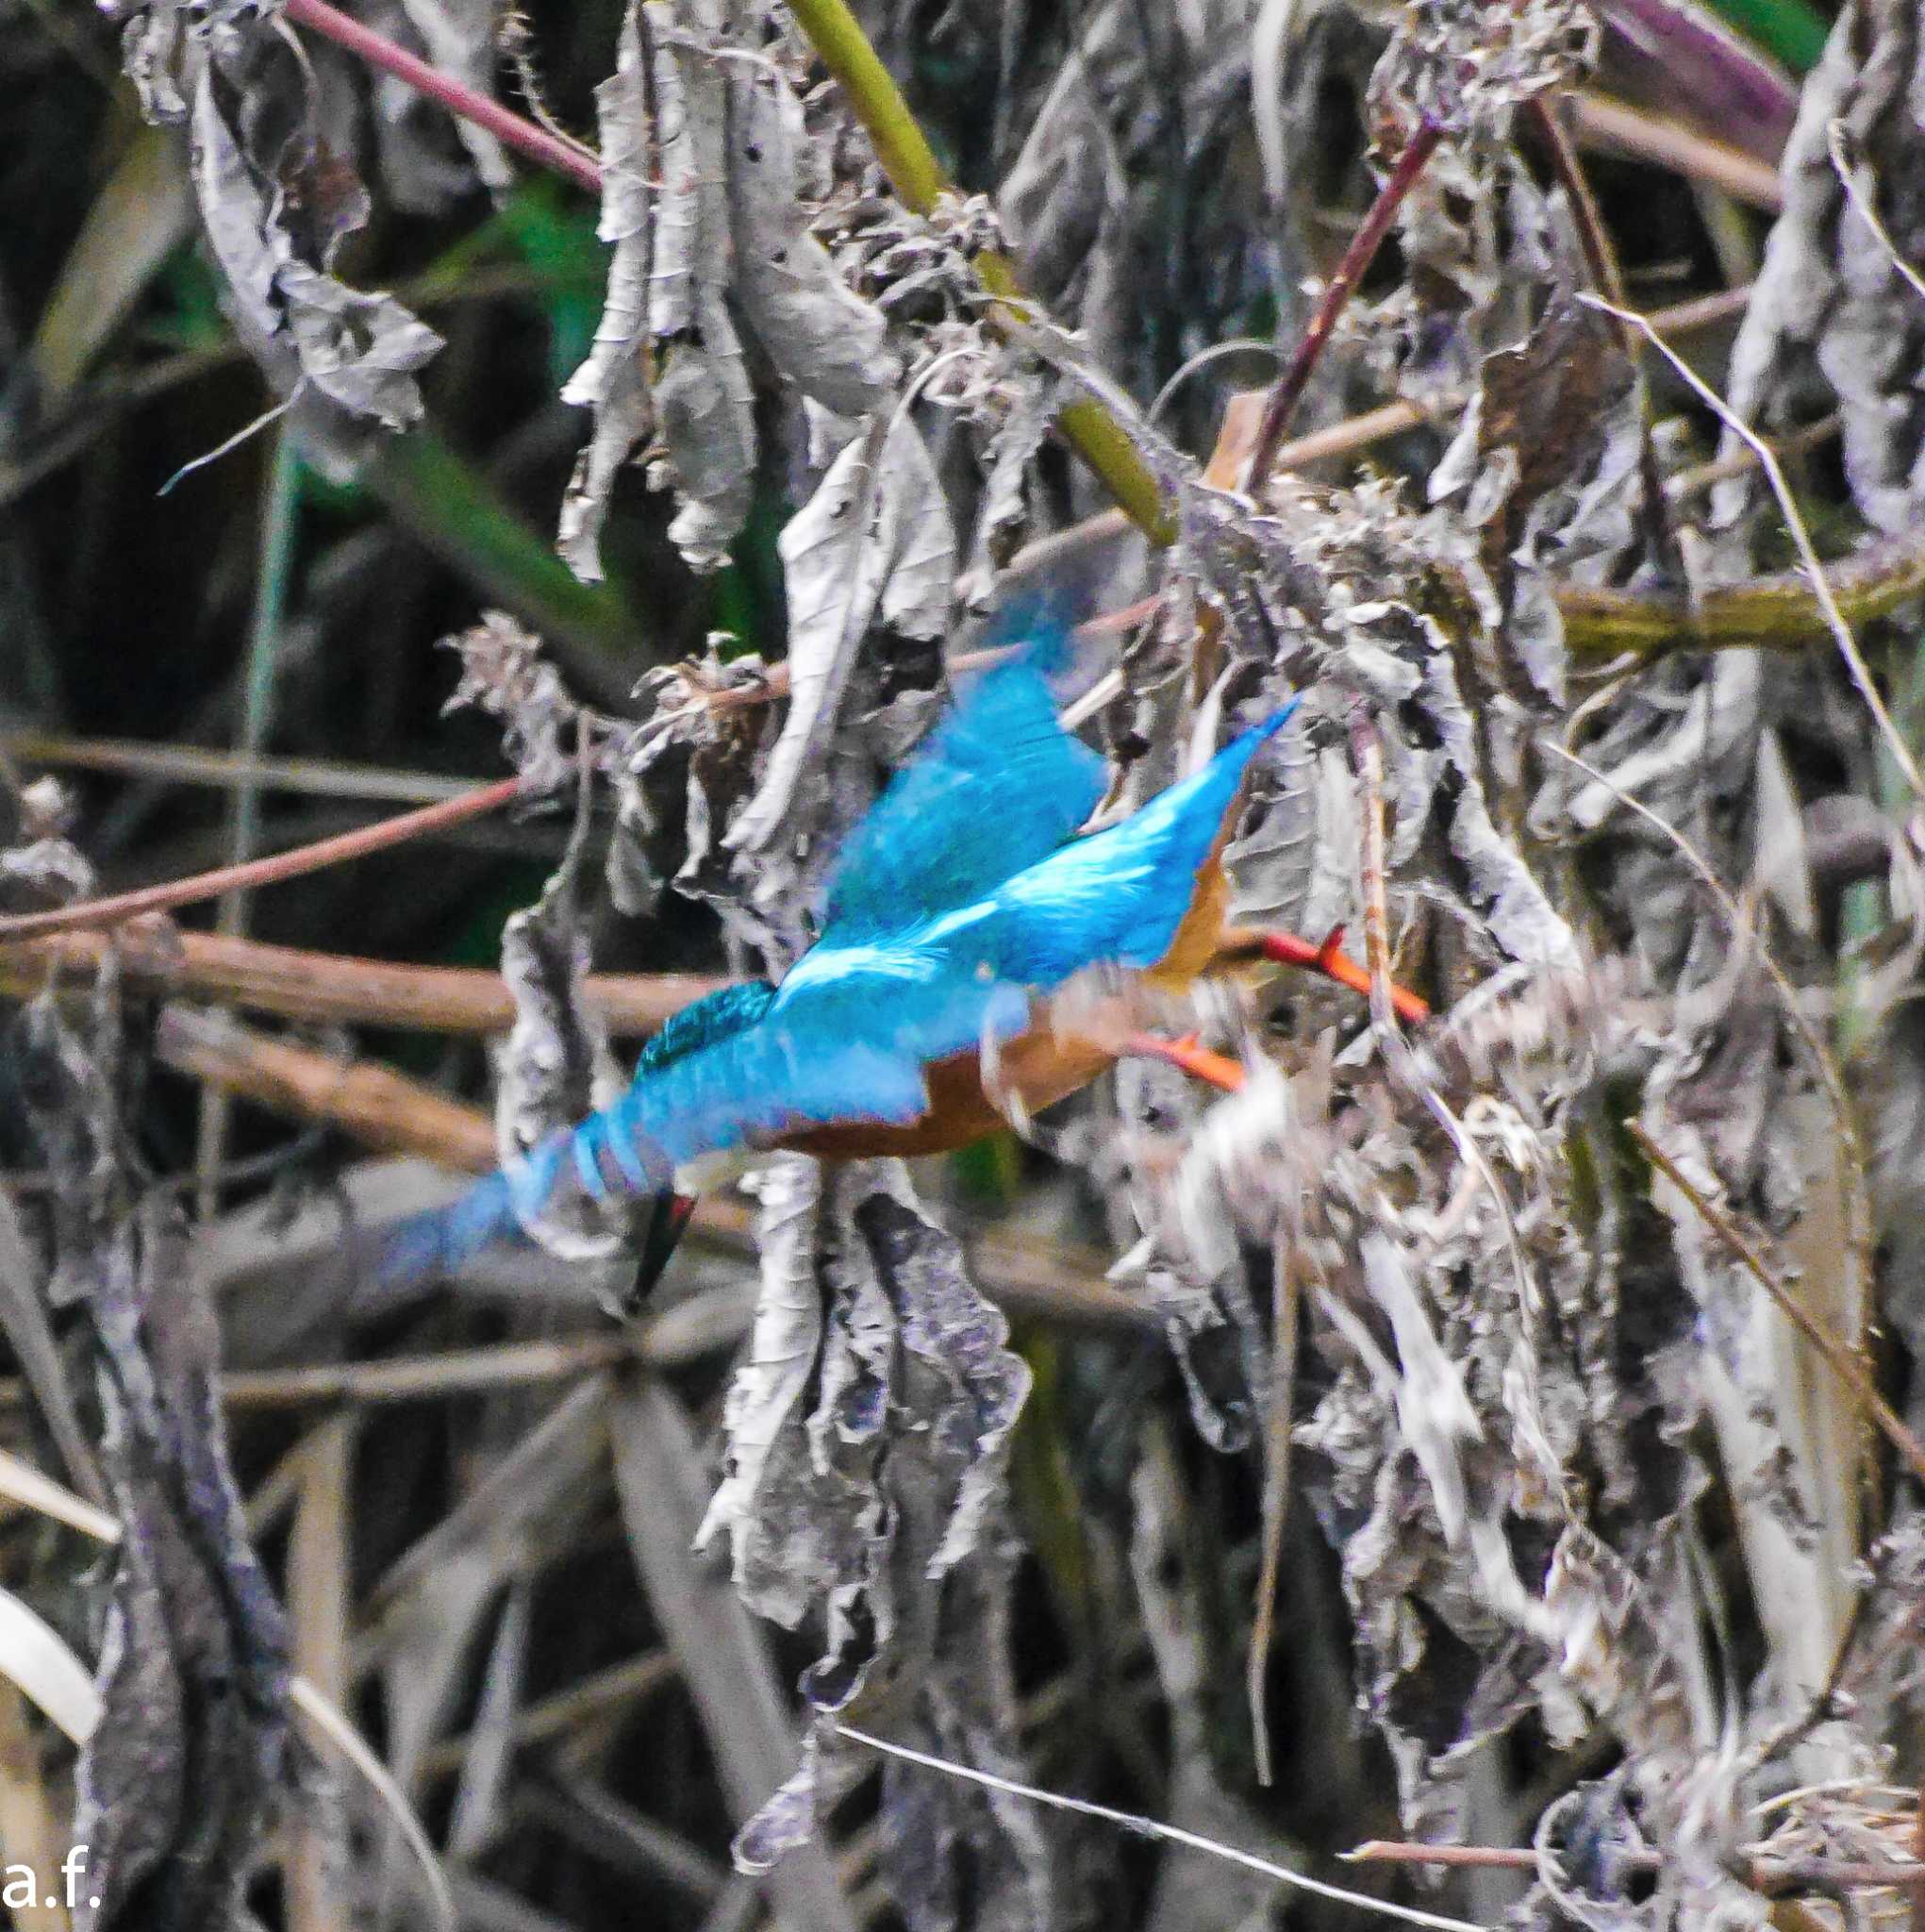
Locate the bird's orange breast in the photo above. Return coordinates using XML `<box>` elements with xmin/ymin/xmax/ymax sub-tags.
<box><xmin>782</xmin><ymin>1023</ymin><xmax>1119</xmax><ymax>1158</ymax></box>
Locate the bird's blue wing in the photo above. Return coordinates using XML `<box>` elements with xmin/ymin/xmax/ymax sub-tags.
<box><xmin>374</xmin><ymin>701</ymin><xmax>1295</xmax><ymax>1295</ymax></box>
<box><xmin>960</xmin><ymin>702</ymin><xmax>1301</xmax><ymax>984</ymax></box>
<box><xmin>821</xmin><ymin>613</ymin><xmax>1105</xmax><ymax>940</ymax></box>
<box><xmin>779</xmin><ymin>703</ymin><xmax>1301</xmax><ymax>1070</ymax></box>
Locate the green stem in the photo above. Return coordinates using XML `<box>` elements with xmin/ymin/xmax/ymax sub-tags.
<box><xmin>1560</xmin><ymin>530</ymin><xmax>1925</xmax><ymax>659</ymax></box>
<box><xmin>786</xmin><ymin>0</ymin><xmax>1177</xmax><ymax>543</ymax></box>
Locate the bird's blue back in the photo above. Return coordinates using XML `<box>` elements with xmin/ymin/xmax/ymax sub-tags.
<box><xmin>374</xmin><ymin>630</ymin><xmax>1295</xmax><ymax>1291</ymax></box>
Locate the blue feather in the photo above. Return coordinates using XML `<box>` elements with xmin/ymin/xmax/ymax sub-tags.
<box><xmin>821</xmin><ymin>619</ymin><xmax>1104</xmax><ymax>939</ymax></box>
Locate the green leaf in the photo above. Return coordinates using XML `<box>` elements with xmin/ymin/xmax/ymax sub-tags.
<box><xmin>1705</xmin><ymin>0</ymin><xmax>1830</xmax><ymax>74</ymax></box>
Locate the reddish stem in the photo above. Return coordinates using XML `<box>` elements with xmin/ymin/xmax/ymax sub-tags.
<box><xmin>282</xmin><ymin>0</ymin><xmax>605</xmax><ymax>195</ymax></box>
<box><xmin>1242</xmin><ymin>114</ymin><xmax>1444</xmax><ymax>493</ymax></box>
<box><xmin>0</xmin><ymin>776</ymin><xmax>525</xmax><ymax>941</ymax></box>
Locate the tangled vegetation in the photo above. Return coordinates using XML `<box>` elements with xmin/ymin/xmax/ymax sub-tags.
<box><xmin>4</xmin><ymin>0</ymin><xmax>1925</xmax><ymax>1927</ymax></box>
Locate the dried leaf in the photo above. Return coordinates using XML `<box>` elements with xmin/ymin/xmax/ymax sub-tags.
<box><xmin>647</xmin><ymin>1</ymin><xmax>755</xmax><ymax>572</ymax></box>
<box><xmin>558</xmin><ymin>0</ymin><xmax>655</xmax><ymax>581</ymax></box>
<box><xmin>727</xmin><ymin>59</ymin><xmax>897</xmax><ymax>419</ymax></box>
<box><xmin>492</xmin><ymin>804</ymin><xmax>629</xmax><ymax>1264</ymax></box>
<box><xmin>150</xmin><ymin>7</ymin><xmax>443</xmax><ymax>454</ymax></box>
<box><xmin>727</xmin><ymin>409</ymin><xmax>954</xmax><ymax>857</ymax></box>
<box><xmin>439</xmin><ymin>608</ymin><xmax>577</xmax><ymax>793</ymax></box>
<box><xmin>700</xmin><ymin>1158</ymin><xmax>1037</xmax><ymax>1909</ymax></box>
<box><xmin>1716</xmin><ymin>0</ymin><xmax>1925</xmax><ymax>541</ymax></box>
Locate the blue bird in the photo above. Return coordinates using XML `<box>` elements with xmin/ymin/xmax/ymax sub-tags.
<box><xmin>377</xmin><ymin>617</ymin><xmax>1296</xmax><ymax>1299</ymax></box>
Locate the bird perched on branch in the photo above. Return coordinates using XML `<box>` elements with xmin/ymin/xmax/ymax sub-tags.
<box><xmin>377</xmin><ymin>610</ymin><xmax>1297</xmax><ymax>1300</ymax></box>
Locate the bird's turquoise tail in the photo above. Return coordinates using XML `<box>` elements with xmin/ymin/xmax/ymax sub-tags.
<box><xmin>373</xmin><ymin>1169</ymin><xmax>522</xmax><ymax>1295</ymax></box>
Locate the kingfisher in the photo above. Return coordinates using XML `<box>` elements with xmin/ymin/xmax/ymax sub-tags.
<box><xmin>377</xmin><ymin>614</ymin><xmax>1298</xmax><ymax>1299</ymax></box>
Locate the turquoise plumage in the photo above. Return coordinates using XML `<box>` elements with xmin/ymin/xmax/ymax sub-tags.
<box><xmin>376</xmin><ymin>621</ymin><xmax>1295</xmax><ymax>1296</ymax></box>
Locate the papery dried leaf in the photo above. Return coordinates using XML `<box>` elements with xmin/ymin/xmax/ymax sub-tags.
<box><xmin>558</xmin><ymin>0</ymin><xmax>655</xmax><ymax>581</ymax></box>
<box><xmin>727</xmin><ymin>59</ymin><xmax>897</xmax><ymax>419</ymax></box>
<box><xmin>655</xmin><ymin>291</ymin><xmax>757</xmax><ymax>573</ymax></box>
<box><xmin>439</xmin><ymin>608</ymin><xmax>576</xmax><ymax>793</ymax></box>
<box><xmin>1430</xmin><ymin>292</ymin><xmax>1642</xmax><ymax>704</ymax></box>
<box><xmin>17</xmin><ymin>1000</ymin><xmax>288</xmax><ymax>1932</ymax></box>
<box><xmin>1715</xmin><ymin>0</ymin><xmax>1925</xmax><ymax>542</ymax></box>
<box><xmin>1369</xmin><ymin>0</ymin><xmax>1598</xmax><ymax>146</ymax></box>
<box><xmin>1</xmin><ymin>778</ymin><xmax>94</xmax><ymax>910</ymax></box>
<box><xmin>957</xmin><ymin>365</ymin><xmax>1055</xmax><ymax>608</ymax></box>
<box><xmin>493</xmin><ymin>810</ymin><xmax>626</xmax><ymax>1262</ymax></box>
<box><xmin>644</xmin><ymin>0</ymin><xmax>700</xmax><ymax>340</ymax></box>
<box><xmin>726</xmin><ymin>409</ymin><xmax>954</xmax><ymax>856</ymax></box>
<box><xmin>647</xmin><ymin>1</ymin><xmax>755</xmax><ymax>571</ymax></box>
<box><xmin>705</xmin><ymin>1159</ymin><xmax>1041</xmax><ymax>1924</ymax></box>
<box><xmin>138</xmin><ymin>7</ymin><xmax>443</xmax><ymax>454</ymax></box>
<box><xmin>382</xmin><ymin>0</ymin><xmax>511</xmax><ymax>204</ymax></box>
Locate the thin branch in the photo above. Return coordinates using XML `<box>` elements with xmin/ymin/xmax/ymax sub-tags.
<box><xmin>1568</xmin><ymin>92</ymin><xmax>1784</xmax><ymax>211</ymax></box>
<box><xmin>1628</xmin><ymin>1122</ymin><xmax>1925</xmax><ymax>1489</ymax></box>
<box><xmin>1665</xmin><ymin>413</ymin><xmax>1840</xmax><ymax>503</ymax></box>
<box><xmin>1348</xmin><ymin>1840</ymin><xmax>1925</xmax><ymax>1893</ymax></box>
<box><xmin>282</xmin><ymin>0</ymin><xmax>603</xmax><ymax>192</ymax></box>
<box><xmin>0</xmin><ymin>928</ymin><xmax>718</xmax><ymax>1037</ymax></box>
<box><xmin>0</xmin><ymin>775</ymin><xmax>523</xmax><ymax>941</ymax></box>
<box><xmin>0</xmin><ymin>730</ymin><xmax>475</xmax><ymax>807</ymax></box>
<box><xmin>157</xmin><ymin>1004</ymin><xmax>501</xmax><ymax>1171</ymax></box>
<box><xmin>831</xmin><ymin>1723</ymin><xmax>1485</xmax><ymax>1932</ymax></box>
<box><xmin>1560</xmin><ymin>525</ymin><xmax>1925</xmax><ymax>658</ymax></box>
<box><xmin>1244</xmin><ymin>117</ymin><xmax>1444</xmax><ymax>492</ymax></box>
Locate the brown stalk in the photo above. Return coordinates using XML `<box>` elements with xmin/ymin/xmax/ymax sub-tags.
<box><xmin>1569</xmin><ymin>91</ymin><xmax>1784</xmax><ymax>211</ymax></box>
<box><xmin>1348</xmin><ymin>1840</ymin><xmax>1925</xmax><ymax>1893</ymax></box>
<box><xmin>0</xmin><ymin>926</ymin><xmax>719</xmax><ymax>1037</ymax></box>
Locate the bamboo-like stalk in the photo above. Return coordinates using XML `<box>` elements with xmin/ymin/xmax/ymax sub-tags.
<box><xmin>0</xmin><ymin>928</ymin><xmax>718</xmax><ymax>1036</ymax></box>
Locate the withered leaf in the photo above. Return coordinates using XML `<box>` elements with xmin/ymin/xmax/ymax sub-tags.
<box><xmin>727</xmin><ymin>59</ymin><xmax>897</xmax><ymax>419</ymax></box>
<box><xmin>558</xmin><ymin>0</ymin><xmax>655</xmax><ymax>582</ymax></box>
<box><xmin>143</xmin><ymin>8</ymin><xmax>443</xmax><ymax>455</ymax></box>
<box><xmin>727</xmin><ymin>409</ymin><xmax>954</xmax><ymax>857</ymax></box>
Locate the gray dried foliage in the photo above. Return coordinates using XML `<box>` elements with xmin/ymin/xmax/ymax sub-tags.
<box><xmin>115</xmin><ymin>0</ymin><xmax>443</xmax><ymax>463</ymax></box>
<box><xmin>360</xmin><ymin>0</ymin><xmax>512</xmax><ymax>209</ymax></box>
<box><xmin>15</xmin><ymin>991</ymin><xmax>288</xmax><ymax>1932</ymax></box>
<box><xmin>1715</xmin><ymin>0</ymin><xmax>1925</xmax><ymax>546</ymax></box>
<box><xmin>440</xmin><ymin>608</ymin><xmax>580</xmax><ymax>793</ymax></box>
<box><xmin>701</xmin><ymin>1158</ymin><xmax>1041</xmax><ymax>1911</ymax></box>
<box><xmin>560</xmin><ymin>0</ymin><xmax>900</xmax><ymax>577</ymax></box>
<box><xmin>494</xmin><ymin>808</ymin><xmax>633</xmax><ymax>1266</ymax></box>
